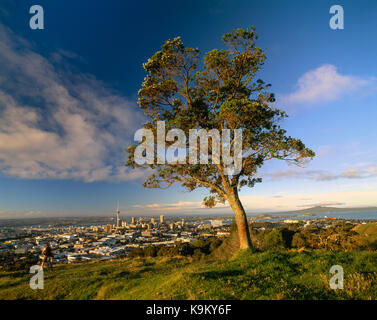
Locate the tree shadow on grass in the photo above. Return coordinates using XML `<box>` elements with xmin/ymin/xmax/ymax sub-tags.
<box><xmin>194</xmin><ymin>269</ymin><xmax>244</xmax><ymax>280</ymax></box>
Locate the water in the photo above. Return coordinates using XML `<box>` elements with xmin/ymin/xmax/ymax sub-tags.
<box><xmin>309</xmin><ymin>211</ymin><xmax>377</xmax><ymax>220</ymax></box>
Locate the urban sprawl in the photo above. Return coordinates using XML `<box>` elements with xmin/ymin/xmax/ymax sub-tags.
<box><xmin>0</xmin><ymin>210</ymin><xmax>368</xmax><ymax>267</ymax></box>
<box><xmin>0</xmin><ymin>214</ymin><xmax>232</xmax><ymax>265</ymax></box>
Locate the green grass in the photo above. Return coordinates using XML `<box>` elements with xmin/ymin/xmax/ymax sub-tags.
<box><xmin>354</xmin><ymin>222</ymin><xmax>377</xmax><ymax>242</ymax></box>
<box><xmin>1</xmin><ymin>250</ymin><xmax>376</xmax><ymax>300</ymax></box>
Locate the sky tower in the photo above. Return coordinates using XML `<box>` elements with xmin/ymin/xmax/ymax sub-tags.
<box><xmin>116</xmin><ymin>201</ymin><xmax>120</xmax><ymax>228</ymax></box>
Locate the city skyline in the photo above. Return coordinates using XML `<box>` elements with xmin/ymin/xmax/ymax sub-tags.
<box><xmin>1</xmin><ymin>0</ymin><xmax>377</xmax><ymax>218</ymax></box>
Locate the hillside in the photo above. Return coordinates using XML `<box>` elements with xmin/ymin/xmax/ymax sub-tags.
<box><xmin>1</xmin><ymin>250</ymin><xmax>377</xmax><ymax>300</ymax></box>
<box><xmin>353</xmin><ymin>222</ymin><xmax>377</xmax><ymax>243</ymax></box>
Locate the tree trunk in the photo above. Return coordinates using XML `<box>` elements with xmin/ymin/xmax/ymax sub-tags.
<box><xmin>227</xmin><ymin>188</ymin><xmax>252</xmax><ymax>250</ymax></box>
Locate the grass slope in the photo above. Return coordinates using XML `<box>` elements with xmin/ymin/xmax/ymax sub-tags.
<box><xmin>1</xmin><ymin>250</ymin><xmax>377</xmax><ymax>300</ymax></box>
<box><xmin>353</xmin><ymin>222</ymin><xmax>377</xmax><ymax>233</ymax></box>
<box><xmin>353</xmin><ymin>222</ymin><xmax>377</xmax><ymax>242</ymax></box>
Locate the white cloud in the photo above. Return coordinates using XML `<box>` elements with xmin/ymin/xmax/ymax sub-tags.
<box><xmin>133</xmin><ymin>201</ymin><xmax>206</xmax><ymax>211</ymax></box>
<box><xmin>130</xmin><ymin>200</ymin><xmax>230</xmax><ymax>215</ymax></box>
<box><xmin>280</xmin><ymin>64</ymin><xmax>377</xmax><ymax>105</ymax></box>
<box><xmin>296</xmin><ymin>201</ymin><xmax>345</xmax><ymax>208</ymax></box>
<box><xmin>0</xmin><ymin>209</ymin><xmax>48</xmax><ymax>219</ymax></box>
<box><xmin>263</xmin><ymin>165</ymin><xmax>377</xmax><ymax>182</ymax></box>
<box><xmin>0</xmin><ymin>24</ymin><xmax>145</xmax><ymax>182</ymax></box>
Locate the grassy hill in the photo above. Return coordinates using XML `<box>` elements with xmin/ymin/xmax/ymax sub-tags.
<box><xmin>1</xmin><ymin>250</ymin><xmax>377</xmax><ymax>300</ymax></box>
<box><xmin>354</xmin><ymin>222</ymin><xmax>377</xmax><ymax>235</ymax></box>
<box><xmin>353</xmin><ymin>222</ymin><xmax>377</xmax><ymax>245</ymax></box>
<box><xmin>260</xmin><ymin>206</ymin><xmax>377</xmax><ymax>216</ymax></box>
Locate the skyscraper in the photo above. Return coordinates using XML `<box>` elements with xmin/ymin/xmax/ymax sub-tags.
<box><xmin>160</xmin><ymin>215</ymin><xmax>164</xmax><ymax>224</ymax></box>
<box><xmin>131</xmin><ymin>216</ymin><xmax>135</xmax><ymax>224</ymax></box>
<box><xmin>116</xmin><ymin>201</ymin><xmax>120</xmax><ymax>228</ymax></box>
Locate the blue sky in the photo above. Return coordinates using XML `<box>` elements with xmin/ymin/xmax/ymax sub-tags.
<box><xmin>0</xmin><ymin>0</ymin><xmax>377</xmax><ymax>218</ymax></box>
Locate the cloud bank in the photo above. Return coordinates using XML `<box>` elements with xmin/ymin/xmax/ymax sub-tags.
<box><xmin>239</xmin><ymin>190</ymin><xmax>377</xmax><ymax>212</ymax></box>
<box><xmin>264</xmin><ymin>165</ymin><xmax>377</xmax><ymax>182</ymax></box>
<box><xmin>0</xmin><ymin>25</ymin><xmax>145</xmax><ymax>182</ymax></box>
<box><xmin>281</xmin><ymin>64</ymin><xmax>377</xmax><ymax>105</ymax></box>
<box><xmin>126</xmin><ymin>188</ymin><xmax>377</xmax><ymax>215</ymax></box>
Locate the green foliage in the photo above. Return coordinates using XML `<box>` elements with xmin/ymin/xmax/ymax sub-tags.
<box><xmin>0</xmin><ymin>254</ymin><xmax>39</xmax><ymax>272</ymax></box>
<box><xmin>210</xmin><ymin>223</ymin><xmax>241</xmax><ymax>260</ymax></box>
<box><xmin>126</xmin><ymin>26</ymin><xmax>314</xmax><ymax>209</ymax></box>
<box><xmin>143</xmin><ymin>246</ymin><xmax>157</xmax><ymax>257</ymax></box>
<box><xmin>127</xmin><ymin>238</ymin><xmax>223</xmax><ymax>260</ymax></box>
<box><xmin>209</xmin><ymin>238</ymin><xmax>223</xmax><ymax>252</ymax></box>
<box><xmin>292</xmin><ymin>232</ymin><xmax>307</xmax><ymax>248</ymax></box>
<box><xmin>264</xmin><ymin>229</ymin><xmax>285</xmax><ymax>250</ymax></box>
<box><xmin>288</xmin><ymin>222</ymin><xmax>377</xmax><ymax>251</ymax></box>
<box><xmin>280</xmin><ymin>228</ymin><xmax>296</xmax><ymax>248</ymax></box>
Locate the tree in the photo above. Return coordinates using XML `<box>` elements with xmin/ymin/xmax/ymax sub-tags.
<box><xmin>144</xmin><ymin>246</ymin><xmax>157</xmax><ymax>257</ymax></box>
<box><xmin>264</xmin><ymin>229</ymin><xmax>285</xmax><ymax>250</ymax></box>
<box><xmin>126</xmin><ymin>26</ymin><xmax>314</xmax><ymax>250</ymax></box>
<box><xmin>292</xmin><ymin>232</ymin><xmax>308</xmax><ymax>249</ymax></box>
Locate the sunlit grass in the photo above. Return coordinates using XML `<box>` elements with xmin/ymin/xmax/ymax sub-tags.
<box><xmin>0</xmin><ymin>251</ymin><xmax>376</xmax><ymax>300</ymax></box>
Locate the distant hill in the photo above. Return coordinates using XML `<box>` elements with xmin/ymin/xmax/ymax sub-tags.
<box><xmin>264</xmin><ymin>206</ymin><xmax>377</xmax><ymax>216</ymax></box>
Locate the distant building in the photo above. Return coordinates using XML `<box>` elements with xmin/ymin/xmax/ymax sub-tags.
<box><xmin>160</xmin><ymin>215</ymin><xmax>164</xmax><ymax>224</ymax></box>
<box><xmin>211</xmin><ymin>220</ymin><xmax>223</xmax><ymax>227</ymax></box>
<box><xmin>284</xmin><ymin>219</ymin><xmax>299</xmax><ymax>224</ymax></box>
<box><xmin>216</xmin><ymin>232</ymin><xmax>230</xmax><ymax>237</ymax></box>
<box><xmin>131</xmin><ymin>217</ymin><xmax>135</xmax><ymax>224</ymax></box>
<box><xmin>151</xmin><ymin>217</ymin><xmax>155</xmax><ymax>224</ymax></box>
<box><xmin>106</xmin><ymin>224</ymin><xmax>112</xmax><ymax>233</ymax></box>
<box><xmin>169</xmin><ymin>223</ymin><xmax>174</xmax><ymax>230</ymax></box>
<box><xmin>116</xmin><ymin>201</ymin><xmax>121</xmax><ymax>228</ymax></box>
<box><xmin>141</xmin><ymin>230</ymin><xmax>153</xmax><ymax>237</ymax></box>
<box><xmin>14</xmin><ymin>247</ymin><xmax>28</xmax><ymax>254</ymax></box>
<box><xmin>61</xmin><ymin>234</ymin><xmax>76</xmax><ymax>241</ymax></box>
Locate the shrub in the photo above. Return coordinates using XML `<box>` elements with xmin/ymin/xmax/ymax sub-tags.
<box><xmin>144</xmin><ymin>246</ymin><xmax>157</xmax><ymax>257</ymax></box>
<box><xmin>264</xmin><ymin>229</ymin><xmax>285</xmax><ymax>250</ymax></box>
<box><xmin>292</xmin><ymin>232</ymin><xmax>307</xmax><ymax>248</ymax></box>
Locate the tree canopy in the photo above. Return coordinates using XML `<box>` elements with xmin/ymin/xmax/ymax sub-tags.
<box><xmin>126</xmin><ymin>26</ymin><xmax>315</xmax><ymax>249</ymax></box>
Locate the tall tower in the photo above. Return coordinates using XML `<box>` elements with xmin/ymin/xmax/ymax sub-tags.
<box><xmin>160</xmin><ymin>215</ymin><xmax>164</xmax><ymax>224</ymax></box>
<box><xmin>116</xmin><ymin>201</ymin><xmax>120</xmax><ymax>228</ymax></box>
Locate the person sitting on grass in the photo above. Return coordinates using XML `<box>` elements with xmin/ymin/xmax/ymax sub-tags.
<box><xmin>41</xmin><ymin>243</ymin><xmax>53</xmax><ymax>268</ymax></box>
